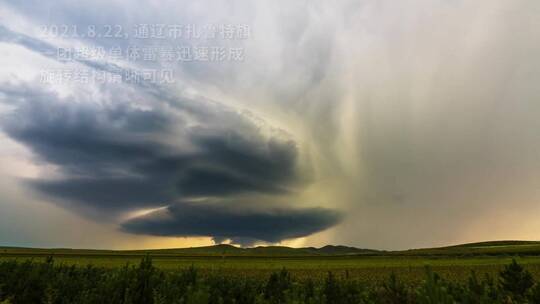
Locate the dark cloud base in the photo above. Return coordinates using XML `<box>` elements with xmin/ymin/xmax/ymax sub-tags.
<box><xmin>121</xmin><ymin>201</ymin><xmax>342</xmax><ymax>246</ymax></box>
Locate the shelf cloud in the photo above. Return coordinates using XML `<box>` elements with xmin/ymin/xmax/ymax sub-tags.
<box><xmin>121</xmin><ymin>199</ymin><xmax>341</xmax><ymax>247</ymax></box>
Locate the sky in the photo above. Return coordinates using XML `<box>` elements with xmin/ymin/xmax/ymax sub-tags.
<box><xmin>0</xmin><ymin>0</ymin><xmax>540</xmax><ymax>250</ymax></box>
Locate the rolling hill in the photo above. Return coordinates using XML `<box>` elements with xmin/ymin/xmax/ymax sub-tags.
<box><xmin>2</xmin><ymin>240</ymin><xmax>540</xmax><ymax>258</ymax></box>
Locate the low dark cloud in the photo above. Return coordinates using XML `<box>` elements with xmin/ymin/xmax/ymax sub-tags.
<box><xmin>121</xmin><ymin>200</ymin><xmax>342</xmax><ymax>246</ymax></box>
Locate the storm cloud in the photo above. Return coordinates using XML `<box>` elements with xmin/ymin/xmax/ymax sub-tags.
<box><xmin>2</xmin><ymin>88</ymin><xmax>296</xmax><ymax>199</ymax></box>
<box><xmin>2</xmin><ymin>0</ymin><xmax>540</xmax><ymax>250</ymax></box>
<box><xmin>0</xmin><ymin>66</ymin><xmax>338</xmax><ymax>244</ymax></box>
<box><xmin>121</xmin><ymin>200</ymin><xmax>341</xmax><ymax>246</ymax></box>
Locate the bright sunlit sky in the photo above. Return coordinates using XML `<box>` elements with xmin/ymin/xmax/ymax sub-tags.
<box><xmin>1</xmin><ymin>0</ymin><xmax>540</xmax><ymax>250</ymax></box>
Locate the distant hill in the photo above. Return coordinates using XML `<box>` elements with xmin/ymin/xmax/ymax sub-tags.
<box><xmin>447</xmin><ymin>240</ymin><xmax>540</xmax><ymax>248</ymax></box>
<box><xmin>398</xmin><ymin>240</ymin><xmax>540</xmax><ymax>256</ymax></box>
<box><xmin>124</xmin><ymin>244</ymin><xmax>379</xmax><ymax>256</ymax></box>
<box><xmin>0</xmin><ymin>243</ymin><xmax>379</xmax><ymax>257</ymax></box>
<box><xmin>2</xmin><ymin>240</ymin><xmax>540</xmax><ymax>257</ymax></box>
<box><xmin>313</xmin><ymin>245</ymin><xmax>379</xmax><ymax>255</ymax></box>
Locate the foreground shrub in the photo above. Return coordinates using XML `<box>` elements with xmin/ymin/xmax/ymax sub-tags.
<box><xmin>0</xmin><ymin>257</ymin><xmax>539</xmax><ymax>303</ymax></box>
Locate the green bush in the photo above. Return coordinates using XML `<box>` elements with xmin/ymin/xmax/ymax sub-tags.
<box><xmin>499</xmin><ymin>259</ymin><xmax>534</xmax><ymax>301</ymax></box>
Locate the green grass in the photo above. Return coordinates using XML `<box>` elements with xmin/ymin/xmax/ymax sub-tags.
<box><xmin>0</xmin><ymin>241</ymin><xmax>540</xmax><ymax>282</ymax></box>
<box><xmin>3</xmin><ymin>241</ymin><xmax>540</xmax><ymax>283</ymax></box>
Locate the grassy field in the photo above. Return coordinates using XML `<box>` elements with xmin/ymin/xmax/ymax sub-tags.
<box><xmin>3</xmin><ymin>241</ymin><xmax>540</xmax><ymax>284</ymax></box>
<box><xmin>3</xmin><ymin>242</ymin><xmax>540</xmax><ymax>303</ymax></box>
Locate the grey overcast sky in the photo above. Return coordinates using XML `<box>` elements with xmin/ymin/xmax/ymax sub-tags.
<box><xmin>0</xmin><ymin>0</ymin><xmax>540</xmax><ymax>250</ymax></box>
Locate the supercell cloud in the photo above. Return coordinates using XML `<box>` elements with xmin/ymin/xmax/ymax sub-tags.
<box><xmin>0</xmin><ymin>80</ymin><xmax>338</xmax><ymax>244</ymax></box>
<box><xmin>0</xmin><ymin>35</ymin><xmax>340</xmax><ymax>244</ymax></box>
